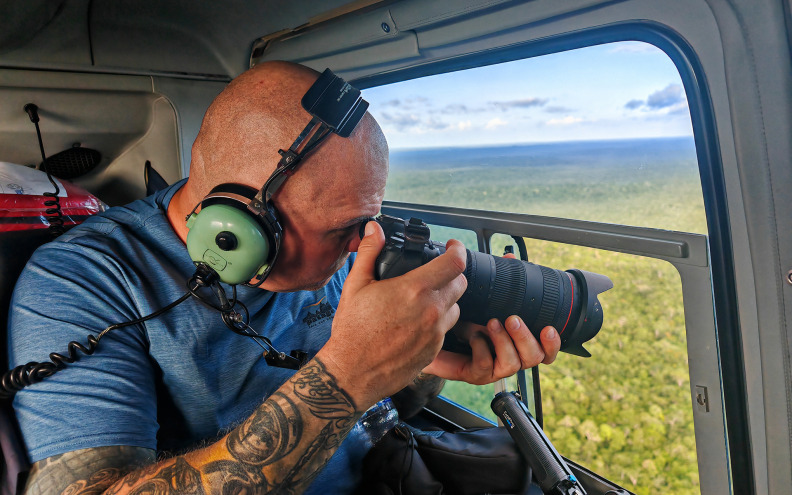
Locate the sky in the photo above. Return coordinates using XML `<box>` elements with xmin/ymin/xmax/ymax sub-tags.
<box><xmin>362</xmin><ymin>41</ymin><xmax>694</xmax><ymax>150</ymax></box>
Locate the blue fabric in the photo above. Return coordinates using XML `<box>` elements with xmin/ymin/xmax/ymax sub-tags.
<box><xmin>7</xmin><ymin>180</ymin><xmax>366</xmax><ymax>494</ymax></box>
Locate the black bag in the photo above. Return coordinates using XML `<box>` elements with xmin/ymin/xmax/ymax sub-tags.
<box><xmin>356</xmin><ymin>423</ymin><xmax>538</xmax><ymax>495</ymax></box>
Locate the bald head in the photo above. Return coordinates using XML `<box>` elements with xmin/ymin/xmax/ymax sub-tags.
<box><xmin>184</xmin><ymin>61</ymin><xmax>388</xmax><ymax>210</ymax></box>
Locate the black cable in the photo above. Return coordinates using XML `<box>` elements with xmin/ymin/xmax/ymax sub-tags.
<box><xmin>532</xmin><ymin>366</ymin><xmax>543</xmax><ymax>429</ymax></box>
<box><xmin>24</xmin><ymin>103</ymin><xmax>65</xmax><ymax>238</ymax></box>
<box><xmin>0</xmin><ymin>290</ymin><xmax>192</xmax><ymax>400</ymax></box>
<box><xmin>1</xmin><ymin>261</ymin><xmax>301</xmax><ymax>399</ymax></box>
<box><xmin>87</xmin><ymin>0</ymin><xmax>95</xmax><ymax>66</ymax></box>
<box><xmin>0</xmin><ymin>265</ymin><xmax>233</xmax><ymax>399</ymax></box>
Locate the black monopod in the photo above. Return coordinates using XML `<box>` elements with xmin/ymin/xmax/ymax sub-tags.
<box><xmin>491</xmin><ymin>391</ymin><xmax>587</xmax><ymax>495</ymax></box>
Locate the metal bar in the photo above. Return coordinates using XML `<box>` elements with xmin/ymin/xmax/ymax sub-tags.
<box><xmin>381</xmin><ymin>201</ymin><xmax>708</xmax><ymax>267</ymax></box>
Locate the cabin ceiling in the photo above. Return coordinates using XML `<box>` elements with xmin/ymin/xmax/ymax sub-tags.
<box><xmin>0</xmin><ymin>0</ymin><xmax>387</xmax><ymax>78</ymax></box>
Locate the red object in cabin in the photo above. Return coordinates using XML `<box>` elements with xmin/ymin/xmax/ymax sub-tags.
<box><xmin>0</xmin><ymin>163</ymin><xmax>105</xmax><ymax>232</ymax></box>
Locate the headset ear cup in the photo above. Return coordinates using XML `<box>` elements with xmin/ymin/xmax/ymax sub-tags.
<box><xmin>185</xmin><ymin>184</ymin><xmax>279</xmax><ymax>285</ymax></box>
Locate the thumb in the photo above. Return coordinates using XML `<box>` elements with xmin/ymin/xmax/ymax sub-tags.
<box><xmin>344</xmin><ymin>221</ymin><xmax>385</xmax><ymax>294</ymax></box>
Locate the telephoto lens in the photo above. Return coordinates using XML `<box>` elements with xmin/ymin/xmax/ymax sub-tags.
<box><xmin>372</xmin><ymin>215</ymin><xmax>613</xmax><ymax>357</ymax></box>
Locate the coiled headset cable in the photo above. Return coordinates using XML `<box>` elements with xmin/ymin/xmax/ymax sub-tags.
<box><xmin>0</xmin><ymin>263</ymin><xmax>306</xmax><ymax>400</ymax></box>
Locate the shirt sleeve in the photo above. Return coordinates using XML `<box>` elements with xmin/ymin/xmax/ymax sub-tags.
<box><xmin>7</xmin><ymin>238</ymin><xmax>159</xmax><ymax>463</ymax></box>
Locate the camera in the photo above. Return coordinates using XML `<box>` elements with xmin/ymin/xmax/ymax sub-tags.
<box><xmin>372</xmin><ymin>215</ymin><xmax>613</xmax><ymax>357</ymax></box>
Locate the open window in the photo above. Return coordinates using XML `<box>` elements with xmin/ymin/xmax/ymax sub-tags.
<box><xmin>363</xmin><ymin>40</ymin><xmax>714</xmax><ymax>494</ymax></box>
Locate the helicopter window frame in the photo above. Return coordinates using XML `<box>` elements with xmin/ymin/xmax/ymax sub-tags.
<box><xmin>355</xmin><ymin>22</ymin><xmax>749</xmax><ymax>495</ymax></box>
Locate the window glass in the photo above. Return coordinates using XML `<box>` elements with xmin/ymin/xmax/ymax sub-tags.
<box><xmin>365</xmin><ymin>41</ymin><xmax>703</xmax><ymax>495</ymax></box>
<box><xmin>366</xmin><ymin>42</ymin><xmax>706</xmax><ymax>234</ymax></box>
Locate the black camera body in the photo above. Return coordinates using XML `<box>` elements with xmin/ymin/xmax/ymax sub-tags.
<box><xmin>373</xmin><ymin>215</ymin><xmax>613</xmax><ymax>357</ymax></box>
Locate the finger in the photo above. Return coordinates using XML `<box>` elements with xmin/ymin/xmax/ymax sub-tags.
<box><xmin>423</xmin><ymin>332</ymin><xmax>493</xmax><ymax>384</ymax></box>
<box><xmin>451</xmin><ymin>320</ymin><xmax>482</xmax><ymax>342</ymax></box>
<box><xmin>540</xmin><ymin>326</ymin><xmax>561</xmax><ymax>364</ymax></box>
<box><xmin>486</xmin><ymin>318</ymin><xmax>521</xmax><ymax>377</ymax></box>
<box><xmin>465</xmin><ymin>332</ymin><xmax>495</xmax><ymax>384</ymax></box>
<box><xmin>423</xmin><ymin>350</ymin><xmax>469</xmax><ymax>380</ymax></box>
<box><xmin>435</xmin><ymin>302</ymin><xmax>462</xmax><ymax>339</ymax></box>
<box><xmin>343</xmin><ymin>221</ymin><xmax>385</xmax><ymax>294</ymax></box>
<box><xmin>406</xmin><ymin>239</ymin><xmax>467</xmax><ymax>292</ymax></box>
<box><xmin>503</xmin><ymin>315</ymin><xmax>545</xmax><ymax>368</ymax></box>
<box><xmin>503</xmin><ymin>253</ymin><xmax>517</xmax><ymax>259</ymax></box>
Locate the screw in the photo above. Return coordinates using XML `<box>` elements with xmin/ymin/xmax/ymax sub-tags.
<box><xmin>787</xmin><ymin>270</ymin><xmax>792</xmax><ymax>285</ymax></box>
<box><xmin>381</xmin><ymin>22</ymin><xmax>391</xmax><ymax>33</ymax></box>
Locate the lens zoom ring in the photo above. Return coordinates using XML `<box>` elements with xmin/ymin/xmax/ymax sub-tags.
<box><xmin>464</xmin><ymin>251</ymin><xmax>475</xmax><ymax>281</ymax></box>
<box><xmin>536</xmin><ymin>266</ymin><xmax>560</xmax><ymax>328</ymax></box>
<box><xmin>490</xmin><ymin>257</ymin><xmax>526</xmax><ymax>318</ymax></box>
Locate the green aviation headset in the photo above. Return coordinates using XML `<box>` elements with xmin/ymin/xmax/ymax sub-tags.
<box><xmin>184</xmin><ymin>69</ymin><xmax>369</xmax><ymax>286</ymax></box>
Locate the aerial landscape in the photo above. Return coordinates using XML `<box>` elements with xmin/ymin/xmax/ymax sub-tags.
<box><xmin>386</xmin><ymin>136</ymin><xmax>705</xmax><ymax>495</ymax></box>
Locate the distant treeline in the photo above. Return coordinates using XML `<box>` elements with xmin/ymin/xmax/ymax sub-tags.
<box><xmin>386</xmin><ymin>137</ymin><xmax>703</xmax><ymax>495</ymax></box>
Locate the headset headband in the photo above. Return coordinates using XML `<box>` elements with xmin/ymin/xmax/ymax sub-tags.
<box><xmin>247</xmin><ymin>69</ymin><xmax>369</xmax><ymax>217</ymax></box>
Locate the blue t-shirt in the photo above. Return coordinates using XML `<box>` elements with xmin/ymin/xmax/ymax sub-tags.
<box><xmin>8</xmin><ymin>181</ymin><xmax>366</xmax><ymax>493</ymax></box>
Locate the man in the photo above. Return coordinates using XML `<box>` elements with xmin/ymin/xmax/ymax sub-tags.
<box><xmin>9</xmin><ymin>61</ymin><xmax>560</xmax><ymax>494</ymax></box>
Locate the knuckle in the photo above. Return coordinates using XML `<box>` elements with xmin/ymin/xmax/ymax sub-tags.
<box><xmin>422</xmin><ymin>303</ymin><xmax>442</xmax><ymax>327</ymax></box>
<box><xmin>450</xmin><ymin>252</ymin><xmax>466</xmax><ymax>273</ymax></box>
<box><xmin>405</xmin><ymin>284</ymin><xmax>424</xmax><ymax>303</ymax></box>
<box><xmin>506</xmin><ymin>358</ymin><xmax>521</xmax><ymax>375</ymax></box>
<box><xmin>523</xmin><ymin>349</ymin><xmax>546</xmax><ymax>368</ymax></box>
<box><xmin>455</xmin><ymin>273</ymin><xmax>468</xmax><ymax>293</ymax></box>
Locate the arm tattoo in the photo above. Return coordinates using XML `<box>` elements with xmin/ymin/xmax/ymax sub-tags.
<box><xmin>23</xmin><ymin>446</ymin><xmax>155</xmax><ymax>495</ymax></box>
<box><xmin>292</xmin><ymin>362</ymin><xmax>357</xmax><ymax>426</ymax></box>
<box><xmin>225</xmin><ymin>392</ymin><xmax>302</xmax><ymax>466</ymax></box>
<box><xmin>113</xmin><ymin>458</ymin><xmax>204</xmax><ymax>495</ymax></box>
<box><xmin>75</xmin><ymin>358</ymin><xmax>360</xmax><ymax>494</ymax></box>
<box><xmin>215</xmin><ymin>358</ymin><xmax>359</xmax><ymax>493</ymax></box>
<box><xmin>391</xmin><ymin>372</ymin><xmax>446</xmax><ymax>419</ymax></box>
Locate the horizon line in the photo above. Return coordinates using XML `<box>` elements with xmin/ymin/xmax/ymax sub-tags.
<box><xmin>388</xmin><ymin>134</ymin><xmax>695</xmax><ymax>152</ymax></box>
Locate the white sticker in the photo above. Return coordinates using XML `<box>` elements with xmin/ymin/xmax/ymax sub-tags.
<box><xmin>0</xmin><ymin>162</ymin><xmax>68</xmax><ymax>197</ymax></box>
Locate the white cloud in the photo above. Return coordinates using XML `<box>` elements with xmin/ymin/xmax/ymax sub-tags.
<box><xmin>490</xmin><ymin>98</ymin><xmax>548</xmax><ymax>111</ymax></box>
<box><xmin>546</xmin><ymin>116</ymin><xmax>584</xmax><ymax>126</ymax></box>
<box><xmin>456</xmin><ymin>120</ymin><xmax>472</xmax><ymax>131</ymax></box>
<box><xmin>485</xmin><ymin>117</ymin><xmax>508</xmax><ymax>129</ymax></box>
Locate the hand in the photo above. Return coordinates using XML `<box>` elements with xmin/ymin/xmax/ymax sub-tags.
<box><xmin>424</xmin><ymin>317</ymin><xmax>560</xmax><ymax>385</ymax></box>
<box><xmin>422</xmin><ymin>250</ymin><xmax>561</xmax><ymax>385</ymax></box>
<box><xmin>318</xmin><ymin>221</ymin><xmax>468</xmax><ymax>410</ymax></box>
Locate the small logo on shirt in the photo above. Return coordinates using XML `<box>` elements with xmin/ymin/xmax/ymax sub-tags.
<box><xmin>302</xmin><ymin>297</ymin><xmax>335</xmax><ymax>328</ymax></box>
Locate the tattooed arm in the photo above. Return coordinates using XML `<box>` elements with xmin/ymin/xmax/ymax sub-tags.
<box><xmin>24</xmin><ymin>358</ymin><xmax>362</xmax><ymax>495</ymax></box>
<box><xmin>390</xmin><ymin>372</ymin><xmax>445</xmax><ymax>420</ymax></box>
<box><xmin>24</xmin><ymin>446</ymin><xmax>156</xmax><ymax>495</ymax></box>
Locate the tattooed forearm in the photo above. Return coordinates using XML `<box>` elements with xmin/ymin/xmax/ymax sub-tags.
<box><xmin>292</xmin><ymin>362</ymin><xmax>357</xmax><ymax>425</ymax></box>
<box><xmin>70</xmin><ymin>357</ymin><xmax>362</xmax><ymax>495</ymax></box>
<box><xmin>226</xmin><ymin>392</ymin><xmax>302</xmax><ymax>466</ymax></box>
<box><xmin>218</xmin><ymin>359</ymin><xmax>359</xmax><ymax>494</ymax></box>
<box><xmin>391</xmin><ymin>372</ymin><xmax>445</xmax><ymax>419</ymax></box>
<box><xmin>23</xmin><ymin>446</ymin><xmax>155</xmax><ymax>495</ymax></box>
<box><xmin>109</xmin><ymin>458</ymin><xmax>204</xmax><ymax>495</ymax></box>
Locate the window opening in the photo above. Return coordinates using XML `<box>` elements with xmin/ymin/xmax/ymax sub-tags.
<box><xmin>365</xmin><ymin>40</ymin><xmax>704</xmax><ymax>494</ymax></box>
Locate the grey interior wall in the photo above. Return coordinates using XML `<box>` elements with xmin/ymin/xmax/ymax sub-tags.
<box><xmin>0</xmin><ymin>0</ymin><xmax>358</xmax><ymax>79</ymax></box>
<box><xmin>0</xmin><ymin>70</ymin><xmax>181</xmax><ymax>205</ymax></box>
<box><xmin>152</xmin><ymin>77</ymin><xmax>229</xmax><ymax>178</ymax></box>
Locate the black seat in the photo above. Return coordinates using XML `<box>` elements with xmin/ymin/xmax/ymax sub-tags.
<box><xmin>1</xmin><ymin>229</ymin><xmax>52</xmax><ymax>495</ymax></box>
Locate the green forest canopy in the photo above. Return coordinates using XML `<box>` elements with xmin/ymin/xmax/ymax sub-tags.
<box><xmin>386</xmin><ymin>138</ymin><xmax>705</xmax><ymax>495</ymax></box>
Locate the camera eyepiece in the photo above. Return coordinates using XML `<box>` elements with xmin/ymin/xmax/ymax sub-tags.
<box><xmin>371</xmin><ymin>215</ymin><xmax>613</xmax><ymax>357</ymax></box>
